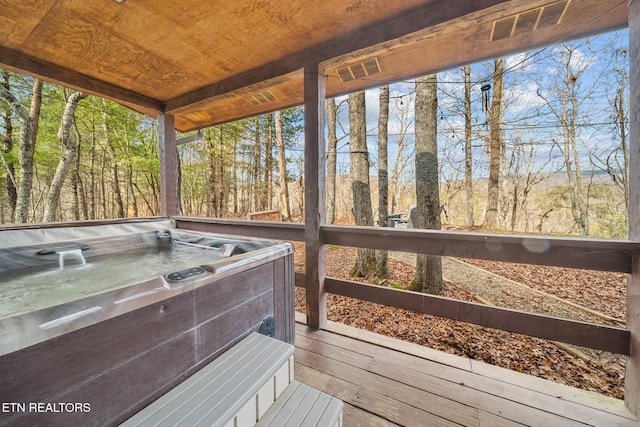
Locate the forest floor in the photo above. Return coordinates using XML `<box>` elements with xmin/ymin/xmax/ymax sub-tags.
<box><xmin>293</xmin><ymin>243</ymin><xmax>628</xmax><ymax>399</ymax></box>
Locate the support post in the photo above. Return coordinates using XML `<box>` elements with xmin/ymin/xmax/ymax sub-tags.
<box><xmin>159</xmin><ymin>114</ymin><xmax>178</xmax><ymax>217</ymax></box>
<box><xmin>304</xmin><ymin>64</ymin><xmax>327</xmax><ymax>329</ymax></box>
<box><xmin>627</xmin><ymin>0</ymin><xmax>640</xmax><ymax>416</ymax></box>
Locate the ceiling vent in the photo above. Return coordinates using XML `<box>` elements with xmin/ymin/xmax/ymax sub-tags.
<box><xmin>336</xmin><ymin>57</ymin><xmax>381</xmax><ymax>82</ymax></box>
<box><xmin>491</xmin><ymin>0</ymin><xmax>570</xmax><ymax>42</ymax></box>
<box><xmin>245</xmin><ymin>90</ymin><xmax>278</xmax><ymax>106</ymax></box>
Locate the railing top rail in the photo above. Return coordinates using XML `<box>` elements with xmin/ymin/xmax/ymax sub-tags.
<box><xmin>172</xmin><ymin>218</ymin><xmax>640</xmax><ymax>272</ymax></box>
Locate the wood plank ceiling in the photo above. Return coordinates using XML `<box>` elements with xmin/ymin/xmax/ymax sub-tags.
<box><xmin>0</xmin><ymin>0</ymin><xmax>628</xmax><ymax>132</ymax></box>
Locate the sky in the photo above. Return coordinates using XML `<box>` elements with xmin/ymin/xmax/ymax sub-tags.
<box><xmin>314</xmin><ymin>29</ymin><xmax>630</xmax><ymax>182</ymax></box>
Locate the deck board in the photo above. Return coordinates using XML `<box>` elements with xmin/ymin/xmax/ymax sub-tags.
<box><xmin>294</xmin><ymin>318</ymin><xmax>640</xmax><ymax>427</ymax></box>
<box><xmin>342</xmin><ymin>403</ymin><xmax>398</xmax><ymax>427</ymax></box>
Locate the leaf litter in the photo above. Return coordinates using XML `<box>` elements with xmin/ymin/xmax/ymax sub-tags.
<box><xmin>294</xmin><ymin>244</ymin><xmax>626</xmax><ymax>399</ymax></box>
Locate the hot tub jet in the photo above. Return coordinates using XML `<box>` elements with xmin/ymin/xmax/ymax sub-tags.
<box><xmin>57</xmin><ymin>249</ymin><xmax>87</xmax><ymax>269</ymax></box>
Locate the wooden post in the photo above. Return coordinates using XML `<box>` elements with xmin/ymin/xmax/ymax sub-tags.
<box><xmin>159</xmin><ymin>114</ymin><xmax>178</xmax><ymax>217</ymax></box>
<box><xmin>304</xmin><ymin>64</ymin><xmax>327</xmax><ymax>329</ymax></box>
<box><xmin>627</xmin><ymin>0</ymin><xmax>640</xmax><ymax>416</ymax></box>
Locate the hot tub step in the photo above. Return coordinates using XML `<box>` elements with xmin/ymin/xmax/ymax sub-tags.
<box><xmin>255</xmin><ymin>380</ymin><xmax>343</xmax><ymax>427</ymax></box>
<box><xmin>120</xmin><ymin>332</ymin><xmax>294</xmax><ymax>427</ymax></box>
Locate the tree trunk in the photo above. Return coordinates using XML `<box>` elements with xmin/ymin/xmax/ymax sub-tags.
<box><xmin>265</xmin><ymin>115</ymin><xmax>273</xmax><ymax>210</ymax></box>
<box><xmin>375</xmin><ymin>85</ymin><xmax>390</xmax><ymax>280</ymax></box>
<box><xmin>537</xmin><ymin>46</ymin><xmax>589</xmax><ymax>235</ymax></box>
<box><xmin>464</xmin><ymin>65</ymin><xmax>474</xmax><ymax>227</ymax></box>
<box><xmin>43</xmin><ymin>90</ymin><xmax>87</xmax><ymax>222</ymax></box>
<box><xmin>89</xmin><ymin>129</ymin><xmax>97</xmax><ymax>219</ymax></box>
<box><xmin>71</xmin><ymin>132</ymin><xmax>82</xmax><ymax>220</ymax></box>
<box><xmin>175</xmin><ymin>146</ymin><xmax>182</xmax><ymax>216</ymax></box>
<box><xmin>253</xmin><ymin>118</ymin><xmax>262</xmax><ymax>211</ymax></box>
<box><xmin>566</xmin><ymin>89</ymin><xmax>588</xmax><ymax>235</ymax></box>
<box><xmin>0</xmin><ymin>78</ymin><xmax>43</xmax><ymax>223</ymax></box>
<box><xmin>120</xmin><ymin>130</ymin><xmax>138</xmax><ymax>218</ymax></box>
<box><xmin>100</xmin><ymin>155</ymin><xmax>107</xmax><ymax>218</ymax></box>
<box><xmin>411</xmin><ymin>74</ymin><xmax>443</xmax><ymax>294</ymax></box>
<box><xmin>389</xmin><ymin>96</ymin><xmax>413</xmax><ymax>215</ymax></box>
<box><xmin>101</xmin><ymin>102</ymin><xmax>125</xmax><ymax>218</ymax></box>
<box><xmin>207</xmin><ymin>130</ymin><xmax>219</xmax><ymax>216</ymax></box>
<box><xmin>218</xmin><ymin>128</ymin><xmax>226</xmax><ymax>215</ymax></box>
<box><xmin>232</xmin><ymin>136</ymin><xmax>238</xmax><ymax>214</ymax></box>
<box><xmin>326</xmin><ymin>99</ymin><xmax>338</xmax><ymax>224</ymax></box>
<box><xmin>1</xmin><ymin>72</ymin><xmax>17</xmax><ymax>221</ymax></box>
<box><xmin>611</xmin><ymin>60</ymin><xmax>629</xmax><ymax>211</ymax></box>
<box><xmin>348</xmin><ymin>91</ymin><xmax>376</xmax><ymax>278</ymax></box>
<box><xmin>275</xmin><ymin>111</ymin><xmax>291</xmax><ymax>220</ymax></box>
<box><xmin>127</xmin><ymin>163</ymin><xmax>138</xmax><ymax>217</ymax></box>
<box><xmin>483</xmin><ymin>58</ymin><xmax>504</xmax><ymax>229</ymax></box>
<box><xmin>510</xmin><ymin>160</ymin><xmax>519</xmax><ymax>231</ymax></box>
<box><xmin>73</xmin><ymin>141</ymin><xmax>89</xmax><ymax>220</ymax></box>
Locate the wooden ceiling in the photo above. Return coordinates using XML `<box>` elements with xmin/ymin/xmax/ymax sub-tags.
<box><xmin>0</xmin><ymin>0</ymin><xmax>628</xmax><ymax>132</ymax></box>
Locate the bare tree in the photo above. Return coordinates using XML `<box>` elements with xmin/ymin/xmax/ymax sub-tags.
<box><xmin>607</xmin><ymin>47</ymin><xmax>630</xmax><ymax>212</ymax></box>
<box><xmin>483</xmin><ymin>58</ymin><xmax>504</xmax><ymax>229</ymax></box>
<box><xmin>43</xmin><ymin>90</ymin><xmax>87</xmax><ymax>222</ymax></box>
<box><xmin>232</xmin><ymin>133</ymin><xmax>239</xmax><ymax>215</ymax></box>
<box><xmin>1</xmin><ymin>72</ymin><xmax>17</xmax><ymax>221</ymax></box>
<box><xmin>252</xmin><ymin>117</ymin><xmax>263</xmax><ymax>211</ymax></box>
<box><xmin>411</xmin><ymin>75</ymin><xmax>443</xmax><ymax>294</ymax></box>
<box><xmin>206</xmin><ymin>128</ymin><xmax>221</xmax><ymax>216</ymax></box>
<box><xmin>71</xmin><ymin>141</ymin><xmax>88</xmax><ymax>220</ymax></box>
<box><xmin>326</xmin><ymin>98</ymin><xmax>338</xmax><ymax>224</ymax></box>
<box><xmin>275</xmin><ymin>111</ymin><xmax>291</xmax><ymax>220</ymax></box>
<box><xmin>265</xmin><ymin>114</ymin><xmax>273</xmax><ymax>210</ymax></box>
<box><xmin>505</xmin><ymin>136</ymin><xmax>559</xmax><ymax>231</ymax></box>
<box><xmin>537</xmin><ymin>45</ymin><xmax>593</xmax><ymax>235</ymax></box>
<box><xmin>101</xmin><ymin>100</ymin><xmax>125</xmax><ymax>218</ymax></box>
<box><xmin>376</xmin><ymin>85</ymin><xmax>390</xmax><ymax>280</ymax></box>
<box><xmin>464</xmin><ymin>65</ymin><xmax>474</xmax><ymax>227</ymax></box>
<box><xmin>389</xmin><ymin>92</ymin><xmax>415</xmax><ymax>214</ymax></box>
<box><xmin>0</xmin><ymin>77</ymin><xmax>43</xmax><ymax>223</ymax></box>
<box><xmin>348</xmin><ymin>91</ymin><xmax>376</xmax><ymax>278</ymax></box>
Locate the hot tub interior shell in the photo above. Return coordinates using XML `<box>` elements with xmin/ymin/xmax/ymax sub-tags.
<box><xmin>0</xmin><ymin>219</ymin><xmax>295</xmax><ymax>426</ymax></box>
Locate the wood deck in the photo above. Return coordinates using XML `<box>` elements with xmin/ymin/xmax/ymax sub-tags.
<box><xmin>293</xmin><ymin>314</ymin><xmax>640</xmax><ymax>426</ymax></box>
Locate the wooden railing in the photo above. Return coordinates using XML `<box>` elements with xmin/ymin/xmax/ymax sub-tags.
<box><xmin>174</xmin><ymin>216</ymin><xmax>638</xmax><ymax>355</ymax></box>
<box><xmin>0</xmin><ymin>216</ymin><xmax>170</xmax><ymax>232</ymax></box>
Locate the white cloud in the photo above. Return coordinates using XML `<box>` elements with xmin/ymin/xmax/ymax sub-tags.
<box><xmin>506</xmin><ymin>82</ymin><xmax>545</xmax><ymax>113</ymax></box>
<box><xmin>551</xmin><ymin>45</ymin><xmax>590</xmax><ymax>75</ymax></box>
<box><xmin>567</xmin><ymin>50</ymin><xmax>589</xmax><ymax>75</ymax></box>
<box><xmin>505</xmin><ymin>53</ymin><xmax>534</xmax><ymax>73</ymax></box>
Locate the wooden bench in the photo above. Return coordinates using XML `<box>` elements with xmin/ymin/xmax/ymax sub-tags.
<box><xmin>120</xmin><ymin>332</ymin><xmax>342</xmax><ymax>427</ymax></box>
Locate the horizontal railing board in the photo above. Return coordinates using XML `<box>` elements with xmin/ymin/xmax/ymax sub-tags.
<box><xmin>322</xmin><ymin>225</ymin><xmax>640</xmax><ymax>272</ymax></box>
<box><xmin>173</xmin><ymin>218</ymin><xmax>639</xmax><ymax>272</ymax></box>
<box><xmin>173</xmin><ymin>216</ymin><xmax>305</xmax><ymax>241</ymax></box>
<box><xmin>9</xmin><ymin>218</ymin><xmax>636</xmax><ymax>273</ymax></box>
<box><xmin>174</xmin><ymin>218</ymin><xmax>633</xmax><ymax>355</ymax></box>
<box><xmin>324</xmin><ymin>277</ymin><xmax>630</xmax><ymax>355</ymax></box>
<box><xmin>0</xmin><ymin>217</ymin><xmax>169</xmax><ymax>232</ymax></box>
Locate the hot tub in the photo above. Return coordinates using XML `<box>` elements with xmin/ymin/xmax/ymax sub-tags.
<box><xmin>0</xmin><ymin>219</ymin><xmax>294</xmax><ymax>426</ymax></box>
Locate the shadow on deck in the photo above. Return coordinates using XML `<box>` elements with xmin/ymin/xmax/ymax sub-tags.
<box><xmin>293</xmin><ymin>313</ymin><xmax>639</xmax><ymax>426</ymax></box>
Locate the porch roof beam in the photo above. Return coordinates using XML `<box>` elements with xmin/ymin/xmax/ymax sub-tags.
<box><xmin>0</xmin><ymin>45</ymin><xmax>163</xmax><ymax>116</ymax></box>
<box><xmin>164</xmin><ymin>0</ymin><xmax>510</xmax><ymax>114</ymax></box>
